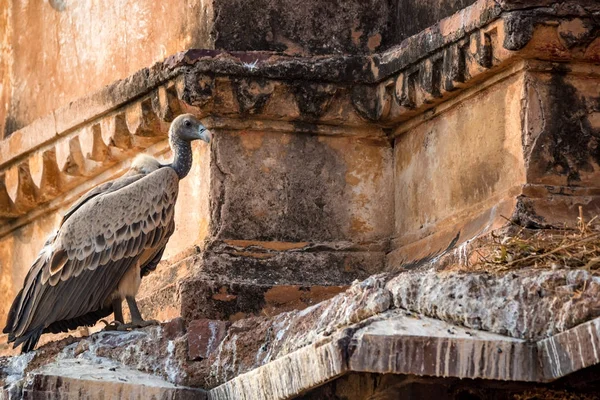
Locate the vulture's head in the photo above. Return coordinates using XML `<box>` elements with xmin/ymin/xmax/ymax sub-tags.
<box><xmin>169</xmin><ymin>114</ymin><xmax>211</xmax><ymax>144</ymax></box>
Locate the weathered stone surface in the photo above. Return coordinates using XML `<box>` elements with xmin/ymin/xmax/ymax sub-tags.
<box><xmin>212</xmin><ymin>0</ymin><xmax>393</xmax><ymax>56</ymax></box>
<box><xmin>163</xmin><ymin>317</ymin><xmax>187</xmax><ymax>341</ymax></box>
<box><xmin>179</xmin><ymin>275</ymin><xmax>348</xmax><ymax>322</ymax></box>
<box><xmin>211</xmin><ymin>130</ymin><xmax>393</xmax><ymax>243</ymax></box>
<box><xmin>209</xmin><ymin>309</ymin><xmax>600</xmax><ymax>399</ymax></box>
<box><xmin>1</xmin><ymin>0</ymin><xmax>214</xmax><ymax>138</ymax></box>
<box><xmin>388</xmin><ymin>268</ymin><xmax>600</xmax><ymax>341</ymax></box>
<box><xmin>539</xmin><ymin>317</ymin><xmax>600</xmax><ymax>381</ymax></box>
<box><xmin>0</xmin><ymin>324</ymin><xmax>193</xmax><ymax>392</ymax></box>
<box><xmin>200</xmin><ymin>248</ymin><xmax>384</xmax><ymax>286</ymax></box>
<box><xmin>524</xmin><ymin>66</ymin><xmax>600</xmax><ymax>188</ymax></box>
<box><xmin>349</xmin><ymin>310</ymin><xmax>537</xmax><ymax>381</ymax></box>
<box><xmin>390</xmin><ymin>60</ymin><xmax>600</xmax><ymax>263</ymax></box>
<box><xmin>212</xmin><ymin>0</ymin><xmax>501</xmax><ymax>57</ymax></box>
<box><xmin>209</xmin><ymin>335</ymin><xmax>347</xmax><ymax>400</ymax></box>
<box><xmin>20</xmin><ymin>358</ymin><xmax>206</xmax><ymax>400</ymax></box>
<box><xmin>209</xmin><ymin>309</ymin><xmax>537</xmax><ymax>399</ymax></box>
<box><xmin>389</xmin><ymin>68</ymin><xmax>526</xmax><ymax>263</ymax></box>
<box><xmin>188</xmin><ymin>319</ymin><xmax>229</xmax><ymax>361</ymax></box>
<box><xmin>19</xmin><ymin>326</ymin><xmax>194</xmax><ymax>388</ymax></box>
<box><xmin>196</xmin><ymin>276</ymin><xmax>391</xmax><ymax>388</ymax></box>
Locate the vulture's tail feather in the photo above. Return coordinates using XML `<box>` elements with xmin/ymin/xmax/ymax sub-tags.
<box><xmin>4</xmin><ymin>252</ymin><xmax>48</xmax><ymax>343</ymax></box>
<box><xmin>3</xmin><ymin>288</ymin><xmax>23</xmax><ymax>334</ymax></box>
<box><xmin>44</xmin><ymin>307</ymin><xmax>112</xmax><ymax>334</ymax></box>
<box><xmin>14</xmin><ymin>327</ymin><xmax>43</xmax><ymax>354</ymax></box>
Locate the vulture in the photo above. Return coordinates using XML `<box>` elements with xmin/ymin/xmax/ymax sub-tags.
<box><xmin>3</xmin><ymin>114</ymin><xmax>211</xmax><ymax>353</ymax></box>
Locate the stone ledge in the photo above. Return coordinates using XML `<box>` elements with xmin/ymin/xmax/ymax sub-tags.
<box><xmin>539</xmin><ymin>317</ymin><xmax>600</xmax><ymax>381</ymax></box>
<box><xmin>199</xmin><ymin>265</ymin><xmax>600</xmax><ymax>394</ymax></box>
<box><xmin>15</xmin><ymin>358</ymin><xmax>206</xmax><ymax>400</ymax></box>
<box><xmin>349</xmin><ymin>312</ymin><xmax>537</xmax><ymax>382</ymax></box>
<box><xmin>209</xmin><ymin>336</ymin><xmax>346</xmax><ymax>400</ymax></box>
<box><xmin>4</xmin><ymin>265</ymin><xmax>600</xmax><ymax>398</ymax></box>
<box><xmin>207</xmin><ymin>309</ymin><xmax>600</xmax><ymax>400</ymax></box>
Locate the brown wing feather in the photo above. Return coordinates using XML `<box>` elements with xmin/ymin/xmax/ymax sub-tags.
<box><xmin>59</xmin><ymin>174</ymin><xmax>146</xmax><ymax>226</ymax></box>
<box><xmin>4</xmin><ymin>167</ymin><xmax>179</xmax><ymax>347</ymax></box>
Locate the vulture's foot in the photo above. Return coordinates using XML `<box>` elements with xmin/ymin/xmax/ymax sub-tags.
<box><xmin>116</xmin><ymin>319</ymin><xmax>160</xmax><ymax>331</ymax></box>
<box><xmin>135</xmin><ymin>319</ymin><xmax>160</xmax><ymax>328</ymax></box>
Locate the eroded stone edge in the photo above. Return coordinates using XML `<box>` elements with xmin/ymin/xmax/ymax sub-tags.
<box><xmin>539</xmin><ymin>317</ymin><xmax>600</xmax><ymax>381</ymax></box>
<box><xmin>209</xmin><ymin>309</ymin><xmax>600</xmax><ymax>399</ymax></box>
<box><xmin>209</xmin><ymin>335</ymin><xmax>347</xmax><ymax>400</ymax></box>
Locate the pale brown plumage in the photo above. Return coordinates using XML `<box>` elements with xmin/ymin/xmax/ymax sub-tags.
<box><xmin>3</xmin><ymin>114</ymin><xmax>210</xmax><ymax>352</ymax></box>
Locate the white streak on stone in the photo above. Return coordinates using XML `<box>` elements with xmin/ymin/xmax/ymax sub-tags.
<box><xmin>3</xmin><ymin>352</ymin><xmax>35</xmax><ymax>385</ymax></box>
<box><xmin>575</xmin><ymin>329</ymin><xmax>585</xmax><ymax>368</ymax></box>
<box><xmin>549</xmin><ymin>338</ymin><xmax>563</xmax><ymax>378</ymax></box>
<box><xmin>164</xmin><ymin>340</ymin><xmax>178</xmax><ymax>383</ymax></box>
<box><xmin>590</xmin><ymin>322</ymin><xmax>600</xmax><ymax>363</ymax></box>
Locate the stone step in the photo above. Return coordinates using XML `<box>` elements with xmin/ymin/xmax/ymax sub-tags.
<box><xmin>137</xmin><ymin>273</ymin><xmax>348</xmax><ymax>323</ymax></box>
<box><xmin>178</xmin><ymin>276</ymin><xmax>348</xmax><ymax>322</ymax></box>
<box><xmin>7</xmin><ymin>358</ymin><xmax>206</xmax><ymax>400</ymax></box>
<box><xmin>200</xmin><ymin>246</ymin><xmax>386</xmax><ymax>286</ymax></box>
<box><xmin>135</xmin><ymin>249</ymin><xmax>365</xmax><ymax>323</ymax></box>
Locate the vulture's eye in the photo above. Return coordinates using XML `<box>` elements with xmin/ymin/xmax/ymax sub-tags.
<box><xmin>184</xmin><ymin>120</ymin><xmax>191</xmax><ymax>127</ymax></box>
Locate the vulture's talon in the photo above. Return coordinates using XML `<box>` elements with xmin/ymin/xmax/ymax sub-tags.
<box><xmin>101</xmin><ymin>320</ymin><xmax>123</xmax><ymax>331</ymax></box>
<box><xmin>116</xmin><ymin>323</ymin><xmax>134</xmax><ymax>332</ymax></box>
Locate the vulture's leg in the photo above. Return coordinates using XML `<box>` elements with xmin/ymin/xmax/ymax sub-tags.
<box><xmin>101</xmin><ymin>298</ymin><xmax>125</xmax><ymax>331</ymax></box>
<box><xmin>113</xmin><ymin>298</ymin><xmax>125</xmax><ymax>324</ymax></box>
<box><xmin>126</xmin><ymin>296</ymin><xmax>143</xmax><ymax>323</ymax></box>
<box><xmin>116</xmin><ymin>296</ymin><xmax>159</xmax><ymax>330</ymax></box>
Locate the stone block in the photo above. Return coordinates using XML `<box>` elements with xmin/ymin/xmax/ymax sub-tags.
<box><xmin>211</xmin><ymin>130</ymin><xmax>393</xmax><ymax>245</ymax></box>
<box><xmin>20</xmin><ymin>358</ymin><xmax>206</xmax><ymax>400</ymax></box>
<box><xmin>392</xmin><ymin>70</ymin><xmax>526</xmax><ymax>258</ymax></box>
<box><xmin>387</xmin><ymin>268</ymin><xmax>600</xmax><ymax>341</ymax></box>
<box><xmin>201</xmin><ymin>248</ymin><xmax>385</xmax><ymax>286</ymax></box>
<box><xmin>188</xmin><ymin>319</ymin><xmax>229</xmax><ymax>361</ymax></box>
<box><xmin>212</xmin><ymin>0</ymin><xmax>480</xmax><ymax>56</ymax></box>
<box><xmin>523</xmin><ymin>66</ymin><xmax>600</xmax><ymax>187</ymax></box>
<box><xmin>163</xmin><ymin>317</ymin><xmax>187</xmax><ymax>341</ymax></box>
<box><xmin>179</xmin><ymin>273</ymin><xmax>348</xmax><ymax>323</ymax></box>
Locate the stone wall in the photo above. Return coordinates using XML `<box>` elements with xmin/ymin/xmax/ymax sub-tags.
<box><xmin>1</xmin><ymin>0</ymin><xmax>501</xmax><ymax>139</ymax></box>
<box><xmin>212</xmin><ymin>0</ymin><xmax>479</xmax><ymax>55</ymax></box>
<box><xmin>1</xmin><ymin>0</ymin><xmax>214</xmax><ymax>137</ymax></box>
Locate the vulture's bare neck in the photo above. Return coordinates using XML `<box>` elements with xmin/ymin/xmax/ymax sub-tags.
<box><xmin>169</xmin><ymin>136</ymin><xmax>193</xmax><ymax>179</ymax></box>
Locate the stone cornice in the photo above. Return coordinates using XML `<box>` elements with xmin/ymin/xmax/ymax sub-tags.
<box><xmin>0</xmin><ymin>0</ymin><xmax>597</xmax><ymax>232</ymax></box>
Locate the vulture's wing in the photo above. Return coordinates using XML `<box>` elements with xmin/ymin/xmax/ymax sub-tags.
<box><xmin>3</xmin><ymin>167</ymin><xmax>179</xmax><ymax>352</ymax></box>
<box><xmin>59</xmin><ymin>174</ymin><xmax>145</xmax><ymax>225</ymax></box>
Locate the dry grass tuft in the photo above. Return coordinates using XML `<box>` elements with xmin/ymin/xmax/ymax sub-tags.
<box><xmin>465</xmin><ymin>207</ymin><xmax>600</xmax><ymax>274</ymax></box>
<box><xmin>513</xmin><ymin>389</ymin><xmax>599</xmax><ymax>400</ymax></box>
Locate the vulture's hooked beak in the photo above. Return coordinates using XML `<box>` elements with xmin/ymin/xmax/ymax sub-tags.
<box><xmin>198</xmin><ymin>127</ymin><xmax>212</xmax><ymax>143</ymax></box>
